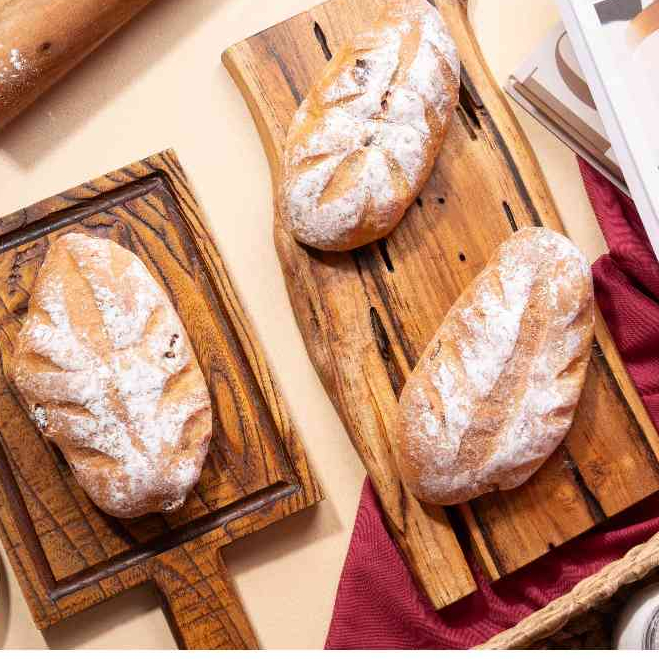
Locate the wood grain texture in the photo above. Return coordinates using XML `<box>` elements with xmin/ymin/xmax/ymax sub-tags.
<box><xmin>223</xmin><ymin>0</ymin><xmax>659</xmax><ymax>609</ymax></box>
<box><xmin>0</xmin><ymin>149</ymin><xmax>322</xmax><ymax>648</ymax></box>
<box><xmin>0</xmin><ymin>0</ymin><xmax>156</xmax><ymax>129</ymax></box>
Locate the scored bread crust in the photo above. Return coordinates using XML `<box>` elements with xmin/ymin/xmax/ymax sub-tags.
<box><xmin>8</xmin><ymin>233</ymin><xmax>212</xmax><ymax>518</ymax></box>
<box><xmin>394</xmin><ymin>228</ymin><xmax>595</xmax><ymax>505</ymax></box>
<box><xmin>279</xmin><ymin>0</ymin><xmax>460</xmax><ymax>251</ymax></box>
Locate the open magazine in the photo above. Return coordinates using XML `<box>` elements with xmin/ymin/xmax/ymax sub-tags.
<box><xmin>506</xmin><ymin>23</ymin><xmax>625</xmax><ymax>192</ymax></box>
<box><xmin>508</xmin><ymin>0</ymin><xmax>659</xmax><ymax>260</ymax></box>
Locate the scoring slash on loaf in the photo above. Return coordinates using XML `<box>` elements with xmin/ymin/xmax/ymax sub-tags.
<box><xmin>394</xmin><ymin>228</ymin><xmax>595</xmax><ymax>505</ymax></box>
<box><xmin>279</xmin><ymin>0</ymin><xmax>460</xmax><ymax>251</ymax></box>
<box><xmin>8</xmin><ymin>233</ymin><xmax>212</xmax><ymax>518</ymax></box>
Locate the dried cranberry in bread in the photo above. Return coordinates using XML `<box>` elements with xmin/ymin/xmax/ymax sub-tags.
<box><xmin>279</xmin><ymin>0</ymin><xmax>459</xmax><ymax>251</ymax></box>
<box><xmin>394</xmin><ymin>228</ymin><xmax>594</xmax><ymax>505</ymax></box>
<box><xmin>8</xmin><ymin>233</ymin><xmax>212</xmax><ymax>518</ymax></box>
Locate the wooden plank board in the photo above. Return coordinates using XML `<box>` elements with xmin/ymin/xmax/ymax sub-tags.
<box><xmin>222</xmin><ymin>0</ymin><xmax>659</xmax><ymax>609</ymax></box>
<box><xmin>0</xmin><ymin>149</ymin><xmax>323</xmax><ymax>648</ymax></box>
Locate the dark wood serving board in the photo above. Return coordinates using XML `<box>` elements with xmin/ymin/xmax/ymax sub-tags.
<box><xmin>0</xmin><ymin>150</ymin><xmax>322</xmax><ymax>648</ymax></box>
<box><xmin>223</xmin><ymin>0</ymin><xmax>659</xmax><ymax>610</ymax></box>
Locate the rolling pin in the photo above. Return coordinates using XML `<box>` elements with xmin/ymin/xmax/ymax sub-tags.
<box><xmin>0</xmin><ymin>0</ymin><xmax>157</xmax><ymax>130</ymax></box>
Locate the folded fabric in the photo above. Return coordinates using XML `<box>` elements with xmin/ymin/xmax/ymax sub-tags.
<box><xmin>325</xmin><ymin>158</ymin><xmax>659</xmax><ymax>649</ymax></box>
<box><xmin>580</xmin><ymin>160</ymin><xmax>659</xmax><ymax>423</ymax></box>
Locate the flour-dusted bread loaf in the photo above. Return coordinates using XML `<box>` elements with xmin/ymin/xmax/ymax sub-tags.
<box><xmin>279</xmin><ymin>0</ymin><xmax>459</xmax><ymax>251</ymax></box>
<box><xmin>8</xmin><ymin>233</ymin><xmax>212</xmax><ymax>518</ymax></box>
<box><xmin>395</xmin><ymin>228</ymin><xmax>595</xmax><ymax>505</ymax></box>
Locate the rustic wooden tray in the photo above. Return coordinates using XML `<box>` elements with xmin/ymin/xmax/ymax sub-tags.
<box><xmin>0</xmin><ymin>149</ymin><xmax>322</xmax><ymax>649</ymax></box>
<box><xmin>223</xmin><ymin>0</ymin><xmax>659</xmax><ymax>610</ymax></box>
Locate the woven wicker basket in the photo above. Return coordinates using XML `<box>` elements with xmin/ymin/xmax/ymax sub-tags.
<box><xmin>479</xmin><ymin>531</ymin><xmax>659</xmax><ymax>649</ymax></box>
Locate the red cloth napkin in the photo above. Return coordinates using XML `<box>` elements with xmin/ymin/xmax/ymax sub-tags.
<box><xmin>325</xmin><ymin>159</ymin><xmax>659</xmax><ymax>650</ymax></box>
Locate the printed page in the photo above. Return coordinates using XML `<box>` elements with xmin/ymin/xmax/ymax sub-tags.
<box><xmin>595</xmin><ymin>0</ymin><xmax>659</xmax><ymax>166</ymax></box>
<box><xmin>512</xmin><ymin>23</ymin><xmax>620</xmax><ymax>178</ymax></box>
<box><xmin>558</xmin><ymin>0</ymin><xmax>659</xmax><ymax>257</ymax></box>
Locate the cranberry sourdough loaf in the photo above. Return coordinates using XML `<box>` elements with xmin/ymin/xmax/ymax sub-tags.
<box><xmin>279</xmin><ymin>0</ymin><xmax>459</xmax><ymax>251</ymax></box>
<box><xmin>8</xmin><ymin>234</ymin><xmax>212</xmax><ymax>518</ymax></box>
<box><xmin>395</xmin><ymin>228</ymin><xmax>595</xmax><ymax>505</ymax></box>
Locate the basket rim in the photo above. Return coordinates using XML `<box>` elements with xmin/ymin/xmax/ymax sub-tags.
<box><xmin>478</xmin><ymin>530</ymin><xmax>659</xmax><ymax>649</ymax></box>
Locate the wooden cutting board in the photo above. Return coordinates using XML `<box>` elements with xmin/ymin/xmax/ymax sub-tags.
<box><xmin>223</xmin><ymin>0</ymin><xmax>659</xmax><ymax>610</ymax></box>
<box><xmin>0</xmin><ymin>149</ymin><xmax>322</xmax><ymax>648</ymax></box>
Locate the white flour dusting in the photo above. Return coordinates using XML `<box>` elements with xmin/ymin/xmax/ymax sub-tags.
<box><xmin>32</xmin><ymin>405</ymin><xmax>47</xmax><ymax>430</ymax></box>
<box><xmin>9</xmin><ymin>48</ymin><xmax>24</xmax><ymax>71</ymax></box>
<box><xmin>282</xmin><ymin>0</ymin><xmax>459</xmax><ymax>248</ymax></box>
<box><xmin>398</xmin><ymin>228</ymin><xmax>594</xmax><ymax>503</ymax></box>
<box><xmin>12</xmin><ymin>234</ymin><xmax>211</xmax><ymax>516</ymax></box>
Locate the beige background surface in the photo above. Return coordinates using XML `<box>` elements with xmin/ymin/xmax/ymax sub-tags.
<box><xmin>0</xmin><ymin>0</ymin><xmax>608</xmax><ymax>649</ymax></box>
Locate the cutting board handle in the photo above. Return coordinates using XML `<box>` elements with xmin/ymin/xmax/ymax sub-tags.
<box><xmin>151</xmin><ymin>532</ymin><xmax>258</xmax><ymax>650</ymax></box>
<box><xmin>0</xmin><ymin>0</ymin><xmax>156</xmax><ymax>130</ymax></box>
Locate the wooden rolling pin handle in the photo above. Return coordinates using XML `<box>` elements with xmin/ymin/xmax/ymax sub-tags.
<box><xmin>0</xmin><ymin>0</ymin><xmax>156</xmax><ymax>130</ymax></box>
<box><xmin>151</xmin><ymin>530</ymin><xmax>259</xmax><ymax>650</ymax></box>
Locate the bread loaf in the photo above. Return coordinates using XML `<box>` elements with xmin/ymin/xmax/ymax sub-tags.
<box><xmin>394</xmin><ymin>228</ymin><xmax>594</xmax><ymax>505</ymax></box>
<box><xmin>279</xmin><ymin>0</ymin><xmax>459</xmax><ymax>251</ymax></box>
<box><xmin>8</xmin><ymin>233</ymin><xmax>212</xmax><ymax>518</ymax></box>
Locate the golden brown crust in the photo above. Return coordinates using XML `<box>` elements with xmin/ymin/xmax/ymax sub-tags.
<box><xmin>394</xmin><ymin>228</ymin><xmax>595</xmax><ymax>505</ymax></box>
<box><xmin>278</xmin><ymin>0</ymin><xmax>460</xmax><ymax>251</ymax></box>
<box><xmin>8</xmin><ymin>233</ymin><xmax>212</xmax><ymax>518</ymax></box>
